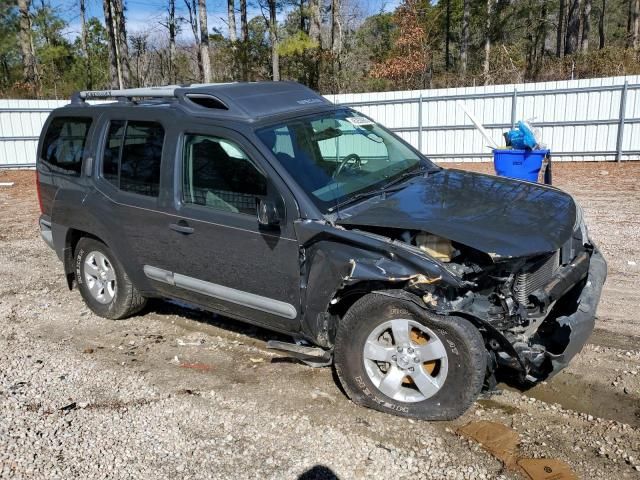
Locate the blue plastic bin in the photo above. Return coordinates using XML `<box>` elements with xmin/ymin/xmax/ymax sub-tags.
<box><xmin>493</xmin><ymin>149</ymin><xmax>549</xmax><ymax>183</ymax></box>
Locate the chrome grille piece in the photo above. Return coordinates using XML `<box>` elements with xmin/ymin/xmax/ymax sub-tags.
<box><xmin>513</xmin><ymin>251</ymin><xmax>560</xmax><ymax>305</ymax></box>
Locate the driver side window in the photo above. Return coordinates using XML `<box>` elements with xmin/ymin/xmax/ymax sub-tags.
<box><xmin>182</xmin><ymin>134</ymin><xmax>267</xmax><ymax>215</ymax></box>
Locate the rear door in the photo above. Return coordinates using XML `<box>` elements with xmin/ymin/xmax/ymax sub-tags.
<box><xmin>88</xmin><ymin>109</ymin><xmax>176</xmax><ymax>293</ymax></box>
<box><xmin>144</xmin><ymin>122</ymin><xmax>302</xmax><ymax>333</ymax></box>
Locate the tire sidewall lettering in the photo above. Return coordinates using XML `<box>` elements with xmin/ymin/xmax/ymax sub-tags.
<box><xmin>76</xmin><ymin>249</ymin><xmax>84</xmax><ymax>285</ymax></box>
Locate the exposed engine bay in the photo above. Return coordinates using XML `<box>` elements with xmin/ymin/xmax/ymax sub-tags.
<box><xmin>336</xmin><ymin>222</ymin><xmax>605</xmax><ymax>384</ymax></box>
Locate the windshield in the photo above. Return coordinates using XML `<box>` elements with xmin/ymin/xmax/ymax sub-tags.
<box><xmin>256</xmin><ymin>109</ymin><xmax>436</xmax><ymax>212</ymax></box>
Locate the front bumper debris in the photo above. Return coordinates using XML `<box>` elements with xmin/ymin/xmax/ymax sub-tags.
<box><xmin>536</xmin><ymin>247</ymin><xmax>607</xmax><ymax>378</ymax></box>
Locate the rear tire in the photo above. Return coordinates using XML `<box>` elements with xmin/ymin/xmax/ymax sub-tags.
<box><xmin>75</xmin><ymin>237</ymin><xmax>146</xmax><ymax>319</ymax></box>
<box><xmin>334</xmin><ymin>293</ymin><xmax>486</xmax><ymax>420</ymax></box>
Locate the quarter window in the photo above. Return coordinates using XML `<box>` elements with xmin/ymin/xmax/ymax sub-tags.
<box><xmin>101</xmin><ymin>120</ymin><xmax>164</xmax><ymax>197</ymax></box>
<box><xmin>182</xmin><ymin>134</ymin><xmax>267</xmax><ymax>215</ymax></box>
<box><xmin>41</xmin><ymin>117</ymin><xmax>92</xmax><ymax>175</ymax></box>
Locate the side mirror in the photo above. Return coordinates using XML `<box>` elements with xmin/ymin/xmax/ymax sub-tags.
<box><xmin>257</xmin><ymin>197</ymin><xmax>281</xmax><ymax>229</ymax></box>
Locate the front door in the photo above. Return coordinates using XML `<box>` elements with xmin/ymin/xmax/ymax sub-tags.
<box><xmin>145</xmin><ymin>125</ymin><xmax>302</xmax><ymax>333</ymax></box>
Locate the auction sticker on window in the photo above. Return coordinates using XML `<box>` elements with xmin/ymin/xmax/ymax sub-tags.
<box><xmin>346</xmin><ymin>116</ymin><xmax>375</xmax><ymax>127</ymax></box>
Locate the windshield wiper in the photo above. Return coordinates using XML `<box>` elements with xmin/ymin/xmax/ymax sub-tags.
<box><xmin>327</xmin><ymin>184</ymin><xmax>408</xmax><ymax>213</ymax></box>
<box><xmin>381</xmin><ymin>163</ymin><xmax>437</xmax><ymax>190</ymax></box>
<box><xmin>328</xmin><ymin>166</ymin><xmax>437</xmax><ymax>213</ymax></box>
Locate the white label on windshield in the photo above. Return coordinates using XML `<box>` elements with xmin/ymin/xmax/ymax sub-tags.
<box><xmin>346</xmin><ymin>116</ymin><xmax>375</xmax><ymax>127</ymax></box>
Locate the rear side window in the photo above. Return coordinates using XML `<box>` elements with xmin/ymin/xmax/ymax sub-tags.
<box><xmin>101</xmin><ymin>120</ymin><xmax>164</xmax><ymax>197</ymax></box>
<box><xmin>41</xmin><ymin>117</ymin><xmax>92</xmax><ymax>175</ymax></box>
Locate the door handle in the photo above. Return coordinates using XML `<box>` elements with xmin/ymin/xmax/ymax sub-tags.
<box><xmin>169</xmin><ymin>221</ymin><xmax>194</xmax><ymax>234</ymax></box>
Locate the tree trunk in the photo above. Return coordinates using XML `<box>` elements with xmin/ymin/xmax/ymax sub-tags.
<box><xmin>483</xmin><ymin>0</ymin><xmax>492</xmax><ymax>83</ymax></box>
<box><xmin>268</xmin><ymin>0</ymin><xmax>279</xmax><ymax>81</ymax></box>
<box><xmin>557</xmin><ymin>0</ymin><xmax>565</xmax><ymax>56</ymax></box>
<box><xmin>308</xmin><ymin>0</ymin><xmax>321</xmax><ymax>88</ymax></box>
<box><xmin>633</xmin><ymin>0</ymin><xmax>640</xmax><ymax>49</ymax></box>
<box><xmin>308</xmin><ymin>0</ymin><xmax>321</xmax><ymax>45</ymax></box>
<box><xmin>80</xmin><ymin>0</ymin><xmax>92</xmax><ymax>89</ymax></box>
<box><xmin>565</xmin><ymin>0</ymin><xmax>581</xmax><ymax>55</ymax></box>
<box><xmin>227</xmin><ymin>0</ymin><xmax>237</xmax><ymax>42</ymax></box>
<box><xmin>628</xmin><ymin>0</ymin><xmax>632</xmax><ymax>43</ymax></box>
<box><xmin>113</xmin><ymin>0</ymin><xmax>130</xmax><ymax>87</ymax></box>
<box><xmin>198</xmin><ymin>0</ymin><xmax>212</xmax><ymax>82</ymax></box>
<box><xmin>18</xmin><ymin>0</ymin><xmax>40</xmax><ymax>95</ymax></box>
<box><xmin>240</xmin><ymin>0</ymin><xmax>248</xmax><ymax>80</ymax></box>
<box><xmin>169</xmin><ymin>0</ymin><xmax>176</xmax><ymax>83</ymax></box>
<box><xmin>534</xmin><ymin>0</ymin><xmax>548</xmax><ymax>78</ymax></box>
<box><xmin>331</xmin><ymin>0</ymin><xmax>341</xmax><ymax>55</ymax></box>
<box><xmin>103</xmin><ymin>0</ymin><xmax>120</xmax><ymax>87</ymax></box>
<box><xmin>445</xmin><ymin>0</ymin><xmax>451</xmax><ymax>70</ymax></box>
<box><xmin>460</xmin><ymin>0</ymin><xmax>470</xmax><ymax>74</ymax></box>
<box><xmin>599</xmin><ymin>0</ymin><xmax>606</xmax><ymax>48</ymax></box>
<box><xmin>582</xmin><ymin>0</ymin><xmax>591</xmax><ymax>50</ymax></box>
<box><xmin>185</xmin><ymin>0</ymin><xmax>203</xmax><ymax>81</ymax></box>
<box><xmin>330</xmin><ymin>0</ymin><xmax>342</xmax><ymax>92</ymax></box>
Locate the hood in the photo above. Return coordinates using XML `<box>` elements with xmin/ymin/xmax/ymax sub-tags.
<box><xmin>336</xmin><ymin>169</ymin><xmax>577</xmax><ymax>259</ymax></box>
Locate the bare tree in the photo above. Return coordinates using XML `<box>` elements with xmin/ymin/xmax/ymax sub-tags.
<box><xmin>330</xmin><ymin>0</ymin><xmax>342</xmax><ymax>91</ymax></box>
<box><xmin>565</xmin><ymin>0</ymin><xmax>581</xmax><ymax>54</ymax></box>
<box><xmin>599</xmin><ymin>0</ymin><xmax>606</xmax><ymax>49</ymax></box>
<box><xmin>267</xmin><ymin>0</ymin><xmax>279</xmax><ymax>81</ymax></box>
<box><xmin>102</xmin><ymin>0</ymin><xmax>130</xmax><ymax>88</ymax></box>
<box><xmin>240</xmin><ymin>0</ymin><xmax>248</xmax><ymax>80</ymax></box>
<box><xmin>483</xmin><ymin>0</ymin><xmax>492</xmax><ymax>83</ymax></box>
<box><xmin>445</xmin><ymin>0</ymin><xmax>451</xmax><ymax>70</ymax></box>
<box><xmin>307</xmin><ymin>0</ymin><xmax>321</xmax><ymax>88</ymax></box>
<box><xmin>631</xmin><ymin>0</ymin><xmax>640</xmax><ymax>49</ymax></box>
<box><xmin>103</xmin><ymin>0</ymin><xmax>121</xmax><ymax>87</ymax></box>
<box><xmin>168</xmin><ymin>0</ymin><xmax>177</xmax><ymax>83</ymax></box>
<box><xmin>198</xmin><ymin>0</ymin><xmax>212</xmax><ymax>82</ymax></box>
<box><xmin>17</xmin><ymin>0</ymin><xmax>40</xmax><ymax>95</ymax></box>
<box><xmin>582</xmin><ymin>0</ymin><xmax>591</xmax><ymax>50</ymax></box>
<box><xmin>79</xmin><ymin>0</ymin><xmax>92</xmax><ymax>88</ymax></box>
<box><xmin>308</xmin><ymin>0</ymin><xmax>321</xmax><ymax>46</ymax></box>
<box><xmin>460</xmin><ymin>0</ymin><xmax>470</xmax><ymax>74</ymax></box>
<box><xmin>185</xmin><ymin>0</ymin><xmax>203</xmax><ymax>81</ymax></box>
<box><xmin>228</xmin><ymin>0</ymin><xmax>237</xmax><ymax>42</ymax></box>
<box><xmin>113</xmin><ymin>0</ymin><xmax>130</xmax><ymax>86</ymax></box>
<box><xmin>557</xmin><ymin>0</ymin><xmax>565</xmax><ymax>56</ymax></box>
<box><xmin>331</xmin><ymin>0</ymin><xmax>341</xmax><ymax>55</ymax></box>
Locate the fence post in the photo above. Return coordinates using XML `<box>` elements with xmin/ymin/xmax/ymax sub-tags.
<box><xmin>615</xmin><ymin>81</ymin><xmax>628</xmax><ymax>163</ymax></box>
<box><xmin>418</xmin><ymin>92</ymin><xmax>423</xmax><ymax>152</ymax></box>
<box><xmin>510</xmin><ymin>88</ymin><xmax>518</xmax><ymax>129</ymax></box>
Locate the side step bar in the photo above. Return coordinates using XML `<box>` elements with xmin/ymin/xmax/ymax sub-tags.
<box><xmin>266</xmin><ymin>340</ymin><xmax>333</xmax><ymax>367</ymax></box>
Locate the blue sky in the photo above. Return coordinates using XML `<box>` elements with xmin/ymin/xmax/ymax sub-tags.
<box><xmin>55</xmin><ymin>0</ymin><xmax>401</xmax><ymax>41</ymax></box>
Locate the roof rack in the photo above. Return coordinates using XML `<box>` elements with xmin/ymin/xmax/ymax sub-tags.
<box><xmin>72</xmin><ymin>83</ymin><xmax>232</xmax><ymax>102</ymax></box>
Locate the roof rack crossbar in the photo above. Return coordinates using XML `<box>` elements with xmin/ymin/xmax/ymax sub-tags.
<box><xmin>75</xmin><ymin>83</ymin><xmax>232</xmax><ymax>100</ymax></box>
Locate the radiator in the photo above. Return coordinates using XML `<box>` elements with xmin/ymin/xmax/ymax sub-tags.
<box><xmin>513</xmin><ymin>251</ymin><xmax>560</xmax><ymax>305</ymax></box>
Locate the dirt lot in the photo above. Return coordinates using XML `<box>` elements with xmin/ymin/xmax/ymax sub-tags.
<box><xmin>1</xmin><ymin>162</ymin><xmax>639</xmax><ymax>479</ymax></box>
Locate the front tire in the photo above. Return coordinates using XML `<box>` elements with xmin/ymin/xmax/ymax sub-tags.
<box><xmin>75</xmin><ymin>237</ymin><xmax>146</xmax><ymax>319</ymax></box>
<box><xmin>334</xmin><ymin>293</ymin><xmax>486</xmax><ymax>420</ymax></box>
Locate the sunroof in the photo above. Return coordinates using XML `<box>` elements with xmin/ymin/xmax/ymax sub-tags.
<box><xmin>185</xmin><ymin>94</ymin><xmax>229</xmax><ymax>110</ymax></box>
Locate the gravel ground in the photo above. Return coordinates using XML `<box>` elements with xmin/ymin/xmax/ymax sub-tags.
<box><xmin>1</xmin><ymin>163</ymin><xmax>639</xmax><ymax>479</ymax></box>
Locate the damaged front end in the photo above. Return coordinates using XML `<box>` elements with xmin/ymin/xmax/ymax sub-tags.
<box><xmin>433</xmin><ymin>236</ymin><xmax>607</xmax><ymax>383</ymax></box>
<box><xmin>296</xmin><ymin>207</ymin><xmax>606</xmax><ymax>384</ymax></box>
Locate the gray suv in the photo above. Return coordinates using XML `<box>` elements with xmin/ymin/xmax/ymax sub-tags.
<box><xmin>36</xmin><ymin>81</ymin><xmax>606</xmax><ymax>420</ymax></box>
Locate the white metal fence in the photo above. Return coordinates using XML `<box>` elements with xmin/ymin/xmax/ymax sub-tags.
<box><xmin>1</xmin><ymin>75</ymin><xmax>639</xmax><ymax>167</ymax></box>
